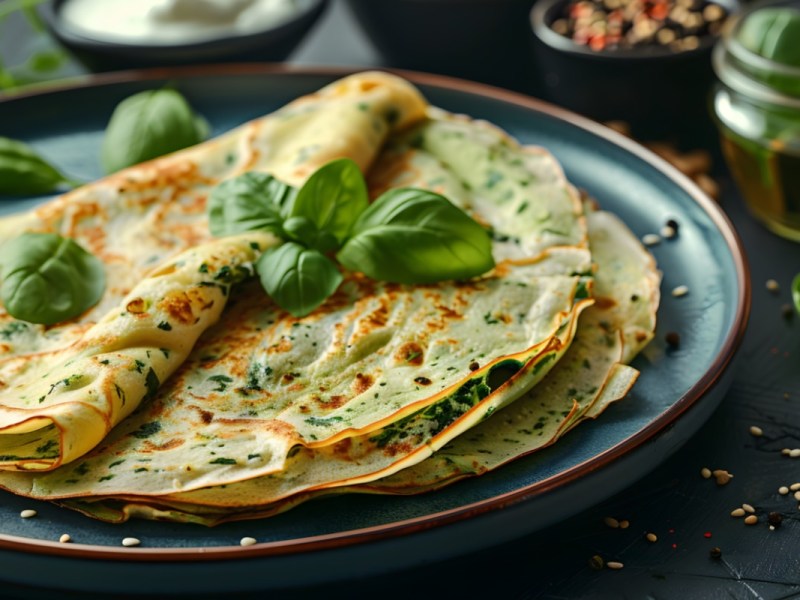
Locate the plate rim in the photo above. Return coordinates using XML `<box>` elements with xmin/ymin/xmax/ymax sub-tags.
<box><xmin>0</xmin><ymin>63</ymin><xmax>751</xmax><ymax>562</ymax></box>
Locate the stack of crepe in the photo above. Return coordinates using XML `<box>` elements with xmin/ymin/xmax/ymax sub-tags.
<box><xmin>0</xmin><ymin>72</ymin><xmax>659</xmax><ymax>525</ymax></box>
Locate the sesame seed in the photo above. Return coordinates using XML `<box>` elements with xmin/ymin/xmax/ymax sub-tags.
<box><xmin>59</xmin><ymin>534</ymin><xmax>71</xmax><ymax>544</ymax></box>
<box><xmin>604</xmin><ymin>516</ymin><xmax>620</xmax><ymax>528</ymax></box>
<box><xmin>749</xmin><ymin>426</ymin><xmax>763</xmax><ymax>437</ymax></box>
<box><xmin>646</xmin><ymin>532</ymin><xmax>658</xmax><ymax>543</ymax></box>
<box><xmin>744</xmin><ymin>515</ymin><xmax>758</xmax><ymax>525</ymax></box>
<box><xmin>240</xmin><ymin>537</ymin><xmax>257</xmax><ymax>547</ymax></box>
<box><xmin>19</xmin><ymin>509</ymin><xmax>37</xmax><ymax>519</ymax></box>
<box><xmin>606</xmin><ymin>561</ymin><xmax>624</xmax><ymax>570</ymax></box>
<box><xmin>742</xmin><ymin>503</ymin><xmax>755</xmax><ymax>513</ymax></box>
<box><xmin>782</xmin><ymin>448</ymin><xmax>792</xmax><ymax>456</ymax></box>
<box><xmin>794</xmin><ymin>491</ymin><xmax>800</xmax><ymax>501</ymax></box>
<box><xmin>766</xmin><ymin>279</ymin><xmax>780</xmax><ymax>293</ymax></box>
<box><xmin>700</xmin><ymin>467</ymin><xmax>711</xmax><ymax>479</ymax></box>
<box><xmin>790</xmin><ymin>483</ymin><xmax>800</xmax><ymax>491</ymax></box>
<box><xmin>642</xmin><ymin>233</ymin><xmax>661</xmax><ymax>246</ymax></box>
<box><xmin>121</xmin><ymin>537</ymin><xmax>141</xmax><ymax>547</ymax></box>
<box><xmin>619</xmin><ymin>520</ymin><xmax>630</xmax><ymax>529</ymax></box>
<box><xmin>730</xmin><ymin>508</ymin><xmax>745</xmax><ymax>517</ymax></box>
<box><xmin>660</xmin><ymin>225</ymin><xmax>677</xmax><ymax>239</ymax></box>
<box><xmin>671</xmin><ymin>285</ymin><xmax>689</xmax><ymax>298</ymax></box>
<box><xmin>790</xmin><ymin>449</ymin><xmax>800</xmax><ymax>458</ymax></box>
<box><xmin>779</xmin><ymin>486</ymin><xmax>790</xmax><ymax>495</ymax></box>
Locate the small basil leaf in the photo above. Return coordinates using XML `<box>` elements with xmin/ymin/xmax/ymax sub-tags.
<box><xmin>257</xmin><ymin>242</ymin><xmax>342</xmax><ymax>318</ymax></box>
<box><xmin>288</xmin><ymin>158</ymin><xmax>368</xmax><ymax>244</ymax></box>
<box><xmin>337</xmin><ymin>188</ymin><xmax>495</xmax><ymax>284</ymax></box>
<box><xmin>101</xmin><ymin>88</ymin><xmax>207</xmax><ymax>174</ymax></box>
<box><xmin>208</xmin><ymin>172</ymin><xmax>292</xmax><ymax>237</ymax></box>
<box><xmin>0</xmin><ymin>136</ymin><xmax>78</xmax><ymax>196</ymax></box>
<box><xmin>0</xmin><ymin>232</ymin><xmax>106</xmax><ymax>325</ymax></box>
<box><xmin>282</xmin><ymin>216</ymin><xmax>318</xmax><ymax>244</ymax></box>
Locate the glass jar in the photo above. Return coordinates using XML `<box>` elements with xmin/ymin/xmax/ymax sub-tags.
<box><xmin>711</xmin><ymin>0</ymin><xmax>800</xmax><ymax>241</ymax></box>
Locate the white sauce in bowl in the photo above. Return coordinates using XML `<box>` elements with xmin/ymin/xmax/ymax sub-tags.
<box><xmin>59</xmin><ymin>0</ymin><xmax>312</xmax><ymax>45</ymax></box>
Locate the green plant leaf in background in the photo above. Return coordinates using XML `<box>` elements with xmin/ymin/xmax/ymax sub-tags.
<box><xmin>0</xmin><ymin>136</ymin><xmax>81</xmax><ymax>195</ymax></box>
<box><xmin>101</xmin><ymin>88</ymin><xmax>208</xmax><ymax>174</ymax></box>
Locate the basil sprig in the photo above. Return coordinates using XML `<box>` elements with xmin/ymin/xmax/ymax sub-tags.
<box><xmin>0</xmin><ymin>137</ymin><xmax>81</xmax><ymax>196</ymax></box>
<box><xmin>208</xmin><ymin>158</ymin><xmax>494</xmax><ymax>317</ymax></box>
<box><xmin>0</xmin><ymin>232</ymin><xmax>106</xmax><ymax>325</ymax></box>
<box><xmin>101</xmin><ymin>88</ymin><xmax>208</xmax><ymax>174</ymax></box>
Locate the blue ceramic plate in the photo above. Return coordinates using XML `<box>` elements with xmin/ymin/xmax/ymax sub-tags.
<box><xmin>0</xmin><ymin>66</ymin><xmax>749</xmax><ymax>596</ymax></box>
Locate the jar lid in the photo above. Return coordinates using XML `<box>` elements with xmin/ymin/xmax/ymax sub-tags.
<box><xmin>714</xmin><ymin>0</ymin><xmax>800</xmax><ymax>103</ymax></box>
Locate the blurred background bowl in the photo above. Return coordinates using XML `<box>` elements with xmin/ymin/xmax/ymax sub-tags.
<box><xmin>530</xmin><ymin>0</ymin><xmax>741</xmax><ymax>145</ymax></box>
<box><xmin>343</xmin><ymin>0</ymin><xmax>538</xmax><ymax>92</ymax></box>
<box><xmin>40</xmin><ymin>0</ymin><xmax>330</xmax><ymax>72</ymax></box>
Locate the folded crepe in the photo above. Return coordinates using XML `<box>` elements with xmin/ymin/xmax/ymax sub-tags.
<box><xmin>0</xmin><ymin>72</ymin><xmax>659</xmax><ymax>525</ymax></box>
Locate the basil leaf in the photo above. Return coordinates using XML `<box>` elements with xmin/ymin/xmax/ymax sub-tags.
<box><xmin>337</xmin><ymin>188</ymin><xmax>495</xmax><ymax>284</ymax></box>
<box><xmin>0</xmin><ymin>232</ymin><xmax>106</xmax><ymax>325</ymax></box>
<box><xmin>257</xmin><ymin>242</ymin><xmax>342</xmax><ymax>318</ymax></box>
<box><xmin>288</xmin><ymin>158</ymin><xmax>368</xmax><ymax>244</ymax></box>
<box><xmin>0</xmin><ymin>136</ymin><xmax>79</xmax><ymax>196</ymax></box>
<box><xmin>101</xmin><ymin>89</ymin><xmax>208</xmax><ymax>174</ymax></box>
<box><xmin>208</xmin><ymin>172</ymin><xmax>293</xmax><ymax>237</ymax></box>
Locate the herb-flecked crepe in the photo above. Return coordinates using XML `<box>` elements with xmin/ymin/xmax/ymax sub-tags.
<box><xmin>0</xmin><ymin>72</ymin><xmax>659</xmax><ymax>524</ymax></box>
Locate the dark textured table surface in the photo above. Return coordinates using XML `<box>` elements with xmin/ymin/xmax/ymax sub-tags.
<box><xmin>1</xmin><ymin>1</ymin><xmax>799</xmax><ymax>598</ymax></box>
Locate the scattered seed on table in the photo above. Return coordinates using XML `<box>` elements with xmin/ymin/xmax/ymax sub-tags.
<box><xmin>700</xmin><ymin>467</ymin><xmax>712</xmax><ymax>479</ymax></box>
<box><xmin>766</xmin><ymin>279</ymin><xmax>780</xmax><ymax>293</ymax></box>
<box><xmin>121</xmin><ymin>537</ymin><xmax>141</xmax><ymax>547</ymax></box>
<box><xmin>646</xmin><ymin>532</ymin><xmax>658</xmax><ymax>543</ymax></box>
<box><xmin>606</xmin><ymin>561</ymin><xmax>624</xmax><ymax>570</ymax></box>
<box><xmin>666</xmin><ymin>218</ymin><xmax>680</xmax><ymax>234</ymax></box>
<box><xmin>779</xmin><ymin>486</ymin><xmax>790</xmax><ymax>495</ymax></box>
<box><xmin>709</xmin><ymin>547</ymin><xmax>722</xmax><ymax>559</ymax></box>
<box><xmin>749</xmin><ymin>426</ymin><xmax>763</xmax><ymax>437</ymax></box>
<box><xmin>794</xmin><ymin>491</ymin><xmax>800</xmax><ymax>501</ymax></box>
<box><xmin>240</xmin><ymin>537</ymin><xmax>257</xmax><ymax>547</ymax></box>
<box><xmin>589</xmin><ymin>554</ymin><xmax>605</xmax><ymax>570</ymax></box>
<box><xmin>604</xmin><ymin>516</ymin><xmax>620</xmax><ymax>528</ymax></box>
<box><xmin>619</xmin><ymin>520</ymin><xmax>630</xmax><ymax>529</ymax></box>
<box><xmin>642</xmin><ymin>233</ymin><xmax>661</xmax><ymax>246</ymax></box>
<box><xmin>790</xmin><ymin>483</ymin><xmax>800</xmax><ymax>491</ymax></box>
<box><xmin>768</xmin><ymin>512</ymin><xmax>783</xmax><ymax>528</ymax></box>
<box><xmin>742</xmin><ymin>503</ymin><xmax>756</xmax><ymax>514</ymax></box>
<box><xmin>671</xmin><ymin>285</ymin><xmax>689</xmax><ymax>298</ymax></box>
<box><xmin>19</xmin><ymin>509</ymin><xmax>37</xmax><ymax>519</ymax></box>
<box><xmin>782</xmin><ymin>448</ymin><xmax>791</xmax><ymax>456</ymax></box>
<box><xmin>713</xmin><ymin>469</ymin><xmax>733</xmax><ymax>485</ymax></box>
<box><xmin>666</xmin><ymin>331</ymin><xmax>681</xmax><ymax>348</ymax></box>
<box><xmin>660</xmin><ymin>225</ymin><xmax>677</xmax><ymax>239</ymax></box>
<box><xmin>790</xmin><ymin>449</ymin><xmax>800</xmax><ymax>458</ymax></box>
<box><xmin>744</xmin><ymin>515</ymin><xmax>758</xmax><ymax>525</ymax></box>
<box><xmin>59</xmin><ymin>534</ymin><xmax>71</xmax><ymax>544</ymax></box>
<box><xmin>730</xmin><ymin>508</ymin><xmax>745</xmax><ymax>517</ymax></box>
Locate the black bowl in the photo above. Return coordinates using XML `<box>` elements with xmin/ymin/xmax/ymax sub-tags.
<box><xmin>40</xmin><ymin>0</ymin><xmax>330</xmax><ymax>72</ymax></box>
<box><xmin>344</xmin><ymin>0</ymin><xmax>538</xmax><ymax>92</ymax></box>
<box><xmin>530</xmin><ymin>0</ymin><xmax>741</xmax><ymax>145</ymax></box>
